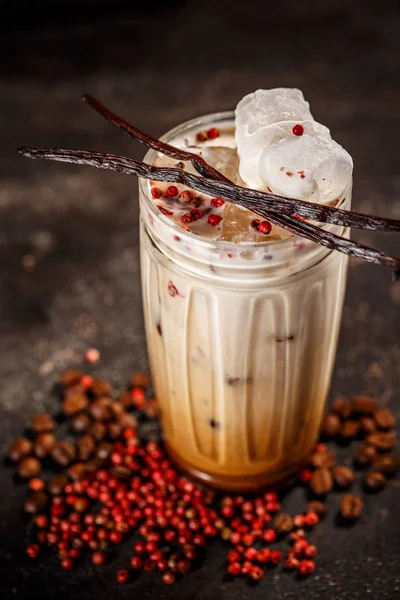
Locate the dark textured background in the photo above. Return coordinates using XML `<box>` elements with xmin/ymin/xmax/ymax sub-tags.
<box><xmin>0</xmin><ymin>1</ymin><xmax>399</xmax><ymax>598</ymax></box>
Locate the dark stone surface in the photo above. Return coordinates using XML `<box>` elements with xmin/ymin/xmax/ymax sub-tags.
<box><xmin>0</xmin><ymin>1</ymin><xmax>399</xmax><ymax>599</ymax></box>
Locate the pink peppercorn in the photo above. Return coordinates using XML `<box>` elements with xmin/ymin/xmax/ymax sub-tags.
<box><xmin>292</xmin><ymin>124</ymin><xmax>304</xmax><ymax>136</ymax></box>
<box><xmin>207</xmin><ymin>127</ymin><xmax>220</xmax><ymax>140</ymax></box>
<box><xmin>210</xmin><ymin>198</ymin><xmax>225</xmax><ymax>207</ymax></box>
<box><xmin>263</xmin><ymin>529</ymin><xmax>276</xmax><ymax>543</ymax></box>
<box><xmin>208</xmin><ymin>214</ymin><xmax>222</xmax><ymax>227</ymax></box>
<box><xmin>166</xmin><ymin>186</ymin><xmax>179</xmax><ymax>197</ymax></box>
<box><xmin>151</xmin><ymin>187</ymin><xmax>162</xmax><ymax>199</ymax></box>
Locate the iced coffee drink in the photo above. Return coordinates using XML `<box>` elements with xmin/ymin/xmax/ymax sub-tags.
<box><xmin>139</xmin><ymin>89</ymin><xmax>353</xmax><ymax>490</ymax></box>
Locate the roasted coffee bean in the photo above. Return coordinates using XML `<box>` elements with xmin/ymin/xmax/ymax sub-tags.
<box><xmin>24</xmin><ymin>491</ymin><xmax>49</xmax><ymax>514</ymax></box>
<box><xmin>351</xmin><ymin>395</ymin><xmax>378</xmax><ymax>416</ymax></box>
<box><xmin>310</xmin><ymin>449</ymin><xmax>336</xmax><ymax>469</ymax></box>
<box><xmin>108</xmin><ymin>422</ymin><xmax>123</xmax><ymax>440</ymax></box>
<box><xmin>51</xmin><ymin>441</ymin><xmax>76</xmax><ymax>466</ymax></box>
<box><xmin>373</xmin><ymin>455</ymin><xmax>399</xmax><ymax>478</ymax></box>
<box><xmin>67</xmin><ymin>463</ymin><xmax>87</xmax><ymax>481</ymax></box>
<box><xmin>85</xmin><ymin>458</ymin><xmax>102</xmax><ymax>473</ymax></box>
<box><xmin>59</xmin><ymin>370</ymin><xmax>82</xmax><ymax>388</ymax></box>
<box><xmin>367</xmin><ymin>432</ymin><xmax>396</xmax><ymax>452</ymax></box>
<box><xmin>144</xmin><ymin>399</ymin><xmax>158</xmax><ymax>420</ymax></box>
<box><xmin>34</xmin><ymin>433</ymin><xmax>57</xmax><ymax>459</ymax></box>
<box><xmin>77</xmin><ymin>435</ymin><xmax>96</xmax><ymax>461</ymax></box>
<box><xmin>30</xmin><ymin>413</ymin><xmax>56</xmax><ymax>433</ymax></box>
<box><xmin>341</xmin><ymin>420</ymin><xmax>360</xmax><ymax>440</ymax></box>
<box><xmin>273</xmin><ymin>513</ymin><xmax>293</xmax><ymax>534</ymax></box>
<box><xmin>320</xmin><ymin>414</ymin><xmax>342</xmax><ymax>437</ymax></box>
<box><xmin>360</xmin><ymin>417</ymin><xmax>377</xmax><ymax>435</ymax></box>
<box><xmin>310</xmin><ymin>468</ymin><xmax>333</xmax><ymax>496</ymax></box>
<box><xmin>91</xmin><ymin>379</ymin><xmax>112</xmax><ymax>397</ymax></box>
<box><xmin>374</xmin><ymin>408</ymin><xmax>396</xmax><ymax>430</ymax></box>
<box><xmin>7</xmin><ymin>438</ymin><xmax>32</xmax><ymax>462</ymax></box>
<box><xmin>130</xmin><ymin>371</ymin><xmax>150</xmax><ymax>389</ymax></box>
<box><xmin>354</xmin><ymin>445</ymin><xmax>377</xmax><ymax>467</ymax></box>
<box><xmin>118</xmin><ymin>412</ymin><xmax>138</xmax><ymax>429</ymax></box>
<box><xmin>18</xmin><ymin>456</ymin><xmax>41</xmax><ymax>478</ymax></box>
<box><xmin>64</xmin><ymin>383</ymin><xmax>85</xmax><ymax>398</ymax></box>
<box><xmin>89</xmin><ymin>398</ymin><xmax>113</xmax><ymax>421</ymax></box>
<box><xmin>61</xmin><ymin>394</ymin><xmax>89</xmax><ymax>416</ymax></box>
<box><xmin>95</xmin><ymin>442</ymin><xmax>113</xmax><ymax>461</ymax></box>
<box><xmin>306</xmin><ymin>500</ymin><xmax>326</xmax><ymax>517</ymax></box>
<box><xmin>331</xmin><ymin>399</ymin><xmax>352</xmax><ymax>420</ymax></box>
<box><xmin>90</xmin><ymin>422</ymin><xmax>107</xmax><ymax>441</ymax></box>
<box><xmin>110</xmin><ymin>401</ymin><xmax>126</xmax><ymax>419</ymax></box>
<box><xmin>119</xmin><ymin>392</ymin><xmax>132</xmax><ymax>409</ymax></box>
<box><xmin>70</xmin><ymin>413</ymin><xmax>91</xmax><ymax>434</ymax></box>
<box><xmin>332</xmin><ymin>466</ymin><xmax>355</xmax><ymax>489</ymax></box>
<box><xmin>110</xmin><ymin>466</ymin><xmax>132</xmax><ymax>480</ymax></box>
<box><xmin>340</xmin><ymin>494</ymin><xmax>363</xmax><ymax>520</ymax></box>
<box><xmin>364</xmin><ymin>470</ymin><xmax>386</xmax><ymax>491</ymax></box>
<box><xmin>48</xmin><ymin>474</ymin><xmax>68</xmax><ymax>495</ymax></box>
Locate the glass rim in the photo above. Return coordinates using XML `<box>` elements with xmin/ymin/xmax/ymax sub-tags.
<box><xmin>138</xmin><ymin>111</ymin><xmax>350</xmax><ymax>252</ymax></box>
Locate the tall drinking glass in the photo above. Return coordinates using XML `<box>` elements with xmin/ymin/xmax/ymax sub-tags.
<box><xmin>139</xmin><ymin>112</ymin><xmax>351</xmax><ymax>491</ymax></box>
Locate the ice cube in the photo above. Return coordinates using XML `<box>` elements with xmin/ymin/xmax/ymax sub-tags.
<box><xmin>236</xmin><ymin>88</ymin><xmax>314</xmax><ymax>134</ymax></box>
<box><xmin>199</xmin><ymin>146</ymin><xmax>244</xmax><ymax>184</ymax></box>
<box><xmin>218</xmin><ymin>203</ymin><xmax>285</xmax><ymax>242</ymax></box>
<box><xmin>259</xmin><ymin>134</ymin><xmax>353</xmax><ymax>203</ymax></box>
<box><xmin>235</xmin><ymin>88</ymin><xmax>330</xmax><ymax>188</ymax></box>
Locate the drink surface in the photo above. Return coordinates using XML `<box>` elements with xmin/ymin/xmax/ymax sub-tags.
<box><xmin>147</xmin><ymin>88</ymin><xmax>352</xmax><ymax>247</ymax></box>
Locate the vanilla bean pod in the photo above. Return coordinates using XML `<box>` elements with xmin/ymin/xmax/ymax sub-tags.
<box><xmin>82</xmin><ymin>94</ymin><xmax>400</xmax><ymax>233</ymax></box>
<box><xmin>18</xmin><ymin>146</ymin><xmax>400</xmax><ymax>273</ymax></box>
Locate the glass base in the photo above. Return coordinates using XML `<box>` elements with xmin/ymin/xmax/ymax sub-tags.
<box><xmin>165</xmin><ymin>442</ymin><xmax>304</xmax><ymax>493</ymax></box>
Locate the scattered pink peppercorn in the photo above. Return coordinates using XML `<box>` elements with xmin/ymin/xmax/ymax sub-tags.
<box><xmin>270</xmin><ymin>550</ymin><xmax>282</xmax><ymax>565</ymax></box>
<box><xmin>29</xmin><ymin>478</ymin><xmax>45</xmax><ymax>492</ymax></box>
<box><xmin>166</xmin><ymin>186</ymin><xmax>179</xmax><ymax>197</ymax></box>
<box><xmin>293</xmin><ymin>539</ymin><xmax>309</xmax><ymax>556</ymax></box>
<box><xmin>263</xmin><ymin>529</ymin><xmax>276</xmax><ymax>543</ymax></box>
<box><xmin>207</xmin><ymin>127</ymin><xmax>220</xmax><ymax>140</ymax></box>
<box><xmin>80</xmin><ymin>374</ymin><xmax>93</xmax><ymax>389</ymax></box>
<box><xmin>258</xmin><ymin>220</ymin><xmax>272</xmax><ymax>235</ymax></box>
<box><xmin>181</xmin><ymin>213</ymin><xmax>193</xmax><ymax>224</ymax></box>
<box><xmin>292</xmin><ymin>124</ymin><xmax>304</xmax><ymax>136</ymax></box>
<box><xmin>244</xmin><ymin>547</ymin><xmax>258</xmax><ymax>561</ymax></box>
<box><xmin>293</xmin><ymin>514</ymin><xmax>305</xmax><ymax>528</ymax></box>
<box><xmin>284</xmin><ymin>555</ymin><xmax>300</xmax><ymax>570</ymax></box>
<box><xmin>85</xmin><ymin>348</ymin><xmax>100</xmax><ymax>364</ymax></box>
<box><xmin>131</xmin><ymin>387</ymin><xmax>146</xmax><ymax>409</ymax></box>
<box><xmin>228</xmin><ymin>561</ymin><xmax>241</xmax><ymax>575</ymax></box>
<box><xmin>208</xmin><ymin>214</ymin><xmax>222</xmax><ymax>227</ymax></box>
<box><xmin>304</xmin><ymin>544</ymin><xmax>318</xmax><ymax>558</ymax></box>
<box><xmin>162</xmin><ymin>572</ymin><xmax>176</xmax><ymax>585</ymax></box>
<box><xmin>116</xmin><ymin>569</ymin><xmax>129</xmax><ymax>583</ymax></box>
<box><xmin>250</xmin><ymin>565</ymin><xmax>264</xmax><ymax>581</ymax></box>
<box><xmin>92</xmin><ymin>551</ymin><xmax>105</xmax><ymax>565</ymax></box>
<box><xmin>151</xmin><ymin>187</ymin><xmax>162</xmax><ymax>199</ymax></box>
<box><xmin>61</xmin><ymin>558</ymin><xmax>73</xmax><ymax>570</ymax></box>
<box><xmin>257</xmin><ymin>548</ymin><xmax>271</xmax><ymax>563</ymax></box>
<box><xmin>210</xmin><ymin>198</ymin><xmax>225</xmax><ymax>207</ymax></box>
<box><xmin>299</xmin><ymin>559</ymin><xmax>316</xmax><ymax>575</ymax></box>
<box><xmin>304</xmin><ymin>512</ymin><xmax>320</xmax><ymax>527</ymax></box>
<box><xmin>227</xmin><ymin>550</ymin><xmax>241</xmax><ymax>563</ymax></box>
<box><xmin>190</xmin><ymin>208</ymin><xmax>203</xmax><ymax>220</ymax></box>
<box><xmin>299</xmin><ymin>468</ymin><xmax>313</xmax><ymax>483</ymax></box>
<box><xmin>180</xmin><ymin>190</ymin><xmax>192</xmax><ymax>202</ymax></box>
<box><xmin>241</xmin><ymin>560</ymin><xmax>253</xmax><ymax>575</ymax></box>
<box><xmin>130</xmin><ymin>556</ymin><xmax>143</xmax><ymax>569</ymax></box>
<box><xmin>26</xmin><ymin>544</ymin><xmax>39</xmax><ymax>558</ymax></box>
